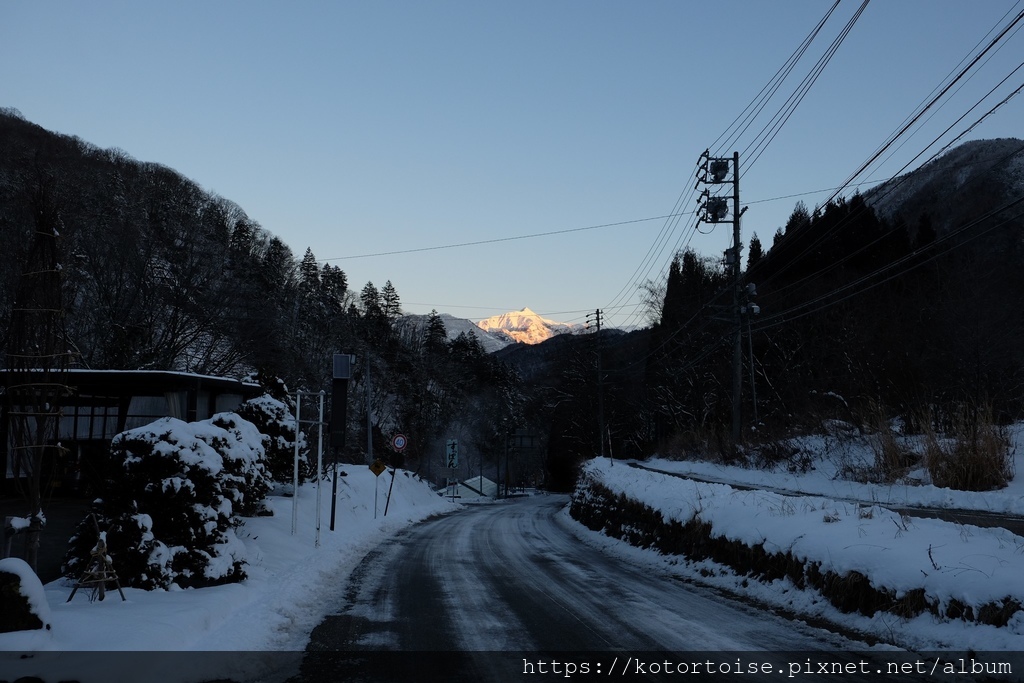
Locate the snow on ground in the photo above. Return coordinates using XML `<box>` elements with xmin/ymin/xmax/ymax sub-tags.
<box><xmin>0</xmin><ymin>466</ymin><xmax>458</xmax><ymax>680</ymax></box>
<box><xmin>567</xmin><ymin>425</ymin><xmax>1024</xmax><ymax>653</ymax></box>
<box><xmin>4</xmin><ymin>420</ymin><xmax>1024</xmax><ymax>678</ymax></box>
<box><xmin>641</xmin><ymin>423</ymin><xmax>1024</xmax><ymax>514</ymax></box>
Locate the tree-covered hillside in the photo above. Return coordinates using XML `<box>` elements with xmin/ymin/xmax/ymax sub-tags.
<box><xmin>0</xmin><ymin>110</ymin><xmax>523</xmax><ymax>476</ymax></box>
<box><xmin>4</xmin><ymin>109</ymin><xmax>1021</xmax><ymax>489</ymax></box>
<box><xmin>504</xmin><ymin>138</ymin><xmax>1024</xmax><ymax>487</ymax></box>
<box><xmin>645</xmin><ymin>139</ymin><xmax>1024</xmax><ymax>457</ymax></box>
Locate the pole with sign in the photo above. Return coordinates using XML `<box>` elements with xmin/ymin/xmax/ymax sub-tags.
<box><xmin>445</xmin><ymin>439</ymin><xmax>460</xmax><ymax>501</ymax></box>
<box><xmin>446</xmin><ymin>439</ymin><xmax>459</xmax><ymax>468</ymax></box>
<box><xmin>384</xmin><ymin>433</ymin><xmax>406</xmax><ymax>516</ymax></box>
<box><xmin>330</xmin><ymin>353</ymin><xmax>355</xmax><ymax>531</ymax></box>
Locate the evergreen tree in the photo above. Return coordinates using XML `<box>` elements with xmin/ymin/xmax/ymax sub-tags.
<box><xmin>747</xmin><ymin>232</ymin><xmax>763</xmax><ymax>271</ymax></box>
<box><xmin>227</xmin><ymin>217</ymin><xmax>257</xmax><ymax>261</ymax></box>
<box><xmin>360</xmin><ymin>281</ymin><xmax>383</xmax><ymax>318</ymax></box>
<box><xmin>260</xmin><ymin>237</ymin><xmax>296</xmax><ymax>295</ymax></box>
<box><xmin>320</xmin><ymin>263</ymin><xmax>348</xmax><ymax>314</ymax></box>
<box><xmin>449</xmin><ymin>331</ymin><xmax>485</xmax><ymax>365</ymax></box>
<box><xmin>785</xmin><ymin>201</ymin><xmax>811</xmax><ymax>235</ymax></box>
<box><xmin>424</xmin><ymin>309</ymin><xmax>448</xmax><ymax>354</ymax></box>
<box><xmin>299</xmin><ymin>247</ymin><xmax>320</xmax><ymax>299</ymax></box>
<box><xmin>772</xmin><ymin>227</ymin><xmax>784</xmax><ymax>248</ymax></box>
<box><xmin>380</xmin><ymin>280</ymin><xmax>401</xmax><ymax>319</ymax></box>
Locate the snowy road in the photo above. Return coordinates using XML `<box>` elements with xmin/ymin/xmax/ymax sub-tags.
<box><xmin>290</xmin><ymin>495</ymin><xmax>895</xmax><ymax>682</ymax></box>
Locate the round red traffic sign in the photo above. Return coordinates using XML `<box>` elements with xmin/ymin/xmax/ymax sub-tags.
<box><xmin>391</xmin><ymin>433</ymin><xmax>408</xmax><ymax>452</ymax></box>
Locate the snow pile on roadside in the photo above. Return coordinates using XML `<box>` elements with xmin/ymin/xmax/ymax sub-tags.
<box><xmin>0</xmin><ymin>466</ymin><xmax>459</xmax><ymax>660</ymax></box>
<box><xmin>571</xmin><ymin>458</ymin><xmax>1024</xmax><ymax>651</ymax></box>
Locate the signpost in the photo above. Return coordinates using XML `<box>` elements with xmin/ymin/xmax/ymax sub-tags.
<box><xmin>445</xmin><ymin>439</ymin><xmax>459</xmax><ymax>468</ymax></box>
<box><xmin>391</xmin><ymin>434</ymin><xmax>407</xmax><ymax>452</ymax></box>
<box><xmin>290</xmin><ymin>389</ymin><xmax>326</xmax><ymax>546</ymax></box>
<box><xmin>383</xmin><ymin>434</ymin><xmax>406</xmax><ymax>517</ymax></box>
<box><xmin>445</xmin><ymin>439</ymin><xmax>460</xmax><ymax>501</ymax></box>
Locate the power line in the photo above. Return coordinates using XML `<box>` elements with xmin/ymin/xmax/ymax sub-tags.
<box><xmin>711</xmin><ymin>0</ymin><xmax>843</xmax><ymax>159</ymax></box>
<box><xmin>751</xmin><ymin>195</ymin><xmax>1024</xmax><ymax>332</ymax></box>
<box><xmin>743</xmin><ymin>0</ymin><xmax>871</xmax><ymax>172</ymax></box>
<box><xmin>819</xmin><ymin>5</ymin><xmax>1024</xmax><ymax>209</ymax></box>
<box><xmin>642</xmin><ymin>3</ymin><xmax>1019</xmax><ymax>336</ymax></box>
<box><xmin>622</xmin><ymin>190</ymin><xmax>1024</xmax><ymax>379</ymax></box>
<box><xmin>606</xmin><ymin>0</ymin><xmax>866</xmax><ymax>333</ymax></box>
<box><xmin>320</xmin><ymin>213</ymin><xmax>690</xmax><ymax>262</ymax></box>
<box><xmin>748</xmin><ymin>130</ymin><xmax>1024</xmax><ymax>305</ymax></box>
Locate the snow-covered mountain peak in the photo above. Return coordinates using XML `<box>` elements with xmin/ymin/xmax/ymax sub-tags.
<box><xmin>476</xmin><ymin>307</ymin><xmax>581</xmax><ymax>345</ymax></box>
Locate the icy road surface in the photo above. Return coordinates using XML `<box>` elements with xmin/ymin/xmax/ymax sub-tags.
<box><xmin>291</xmin><ymin>494</ymin><xmax>892</xmax><ymax>682</ymax></box>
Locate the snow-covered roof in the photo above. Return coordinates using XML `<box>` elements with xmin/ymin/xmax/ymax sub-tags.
<box><xmin>0</xmin><ymin>368</ymin><xmax>261</xmax><ymax>393</ymax></box>
<box><xmin>461</xmin><ymin>475</ymin><xmax>498</xmax><ymax>498</ymax></box>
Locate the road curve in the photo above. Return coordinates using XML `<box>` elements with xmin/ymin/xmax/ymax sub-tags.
<box><xmin>292</xmin><ymin>494</ymin><xmax>887</xmax><ymax>681</ymax></box>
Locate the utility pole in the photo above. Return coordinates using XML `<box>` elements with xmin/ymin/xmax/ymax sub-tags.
<box><xmin>366</xmin><ymin>358</ymin><xmax>373</xmax><ymax>465</ymax></box>
<box><xmin>730</xmin><ymin>151</ymin><xmax>742</xmax><ymax>446</ymax></box>
<box><xmin>587</xmin><ymin>309</ymin><xmax>607</xmax><ymax>463</ymax></box>
<box><xmin>330</xmin><ymin>354</ymin><xmax>354</xmax><ymax>531</ymax></box>
<box><xmin>746</xmin><ymin>298</ymin><xmax>759</xmax><ymax>427</ymax></box>
<box><xmin>697</xmin><ymin>151</ymin><xmax>744</xmax><ymax>446</ymax></box>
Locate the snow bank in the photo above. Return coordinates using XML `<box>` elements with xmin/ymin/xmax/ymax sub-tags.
<box><xmin>571</xmin><ymin>458</ymin><xmax>1024</xmax><ymax>651</ymax></box>
<box><xmin>0</xmin><ymin>466</ymin><xmax>459</xmax><ymax>682</ymax></box>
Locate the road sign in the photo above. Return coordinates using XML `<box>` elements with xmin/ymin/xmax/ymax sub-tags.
<box><xmin>445</xmin><ymin>439</ymin><xmax>459</xmax><ymax>468</ymax></box>
<box><xmin>391</xmin><ymin>433</ymin><xmax>407</xmax><ymax>452</ymax></box>
<box><xmin>370</xmin><ymin>459</ymin><xmax>386</xmax><ymax>477</ymax></box>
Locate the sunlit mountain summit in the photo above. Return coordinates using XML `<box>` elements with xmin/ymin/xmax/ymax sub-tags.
<box><xmin>476</xmin><ymin>307</ymin><xmax>581</xmax><ymax>345</ymax></box>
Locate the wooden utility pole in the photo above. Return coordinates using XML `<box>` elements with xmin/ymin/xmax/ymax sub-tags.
<box><xmin>588</xmin><ymin>309</ymin><xmax>606</xmax><ymax>463</ymax></box>
<box><xmin>730</xmin><ymin>151</ymin><xmax>743</xmax><ymax>446</ymax></box>
<box><xmin>697</xmin><ymin>151</ymin><xmax>744</xmax><ymax>447</ymax></box>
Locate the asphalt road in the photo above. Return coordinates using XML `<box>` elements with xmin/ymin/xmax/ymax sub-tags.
<box><xmin>291</xmin><ymin>495</ymin><xmax>911</xmax><ymax>683</ymax></box>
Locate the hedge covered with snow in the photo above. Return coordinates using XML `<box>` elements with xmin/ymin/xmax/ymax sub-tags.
<box><xmin>63</xmin><ymin>413</ymin><xmax>272</xmax><ymax>590</ymax></box>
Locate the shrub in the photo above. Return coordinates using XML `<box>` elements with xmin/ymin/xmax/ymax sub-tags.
<box><xmin>660</xmin><ymin>422</ymin><xmax>734</xmax><ymax>463</ymax></box>
<box><xmin>236</xmin><ymin>394</ymin><xmax>308</xmax><ymax>483</ymax></box>
<box><xmin>924</xmin><ymin>403</ymin><xmax>1014</xmax><ymax>491</ymax></box>
<box><xmin>865</xmin><ymin>405</ymin><xmax>919</xmax><ymax>482</ymax></box>
<box><xmin>205</xmin><ymin>413</ymin><xmax>272</xmax><ymax>516</ymax></box>
<box><xmin>63</xmin><ymin>414</ymin><xmax>269</xmax><ymax>590</ymax></box>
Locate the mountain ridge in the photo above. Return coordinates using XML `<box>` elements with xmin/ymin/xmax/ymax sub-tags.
<box><xmin>864</xmin><ymin>137</ymin><xmax>1024</xmax><ymax>239</ymax></box>
<box><xmin>397</xmin><ymin>312</ymin><xmax>512</xmax><ymax>353</ymax></box>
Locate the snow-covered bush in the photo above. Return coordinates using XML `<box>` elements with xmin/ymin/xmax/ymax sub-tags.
<box><xmin>236</xmin><ymin>394</ymin><xmax>308</xmax><ymax>483</ymax></box>
<box><xmin>0</xmin><ymin>558</ymin><xmax>50</xmax><ymax>633</ymax></box>
<box><xmin>203</xmin><ymin>413</ymin><xmax>272</xmax><ymax>516</ymax></box>
<box><xmin>63</xmin><ymin>414</ymin><xmax>269</xmax><ymax>590</ymax></box>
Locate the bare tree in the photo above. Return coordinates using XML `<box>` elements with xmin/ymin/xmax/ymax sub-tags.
<box><xmin>4</xmin><ymin>172</ymin><xmax>72</xmax><ymax>571</ymax></box>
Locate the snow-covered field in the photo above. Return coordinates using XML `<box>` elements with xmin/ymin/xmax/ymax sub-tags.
<box><xmin>0</xmin><ymin>467</ymin><xmax>458</xmax><ymax>681</ymax></box>
<box><xmin>3</xmin><ymin>422</ymin><xmax>1024</xmax><ymax>681</ymax></box>
<box><xmin>640</xmin><ymin>423</ymin><xmax>1024</xmax><ymax>515</ymax></box>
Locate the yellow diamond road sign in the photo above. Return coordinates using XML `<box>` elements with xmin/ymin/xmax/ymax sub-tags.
<box><xmin>370</xmin><ymin>459</ymin><xmax>386</xmax><ymax>477</ymax></box>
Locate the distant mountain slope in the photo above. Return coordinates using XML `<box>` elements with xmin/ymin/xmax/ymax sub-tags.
<box><xmin>398</xmin><ymin>312</ymin><xmax>512</xmax><ymax>353</ymax></box>
<box><xmin>476</xmin><ymin>307</ymin><xmax>581</xmax><ymax>345</ymax></box>
<box><xmin>864</xmin><ymin>137</ymin><xmax>1024</xmax><ymax>239</ymax></box>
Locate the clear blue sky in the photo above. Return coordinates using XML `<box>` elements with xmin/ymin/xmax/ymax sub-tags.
<box><xmin>2</xmin><ymin>1</ymin><xmax>1021</xmax><ymax>328</ymax></box>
